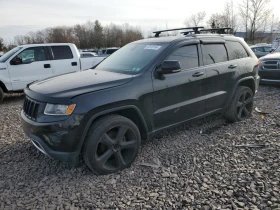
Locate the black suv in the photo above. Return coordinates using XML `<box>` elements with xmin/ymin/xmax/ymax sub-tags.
<box><xmin>21</xmin><ymin>27</ymin><xmax>260</xmax><ymax>175</ymax></box>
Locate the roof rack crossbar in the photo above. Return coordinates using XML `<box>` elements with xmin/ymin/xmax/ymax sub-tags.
<box><xmin>153</xmin><ymin>27</ymin><xmax>204</xmax><ymax>37</ymax></box>
<box><xmin>200</xmin><ymin>28</ymin><xmax>233</xmax><ymax>34</ymax></box>
<box><xmin>180</xmin><ymin>30</ymin><xmax>196</xmax><ymax>35</ymax></box>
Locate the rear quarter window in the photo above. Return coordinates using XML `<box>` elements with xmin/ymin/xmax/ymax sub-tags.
<box><xmin>51</xmin><ymin>46</ymin><xmax>73</xmax><ymax>60</ymax></box>
<box><xmin>226</xmin><ymin>41</ymin><xmax>249</xmax><ymax>60</ymax></box>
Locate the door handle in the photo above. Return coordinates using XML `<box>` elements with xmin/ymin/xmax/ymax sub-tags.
<box><xmin>72</xmin><ymin>62</ymin><xmax>78</xmax><ymax>66</ymax></box>
<box><xmin>228</xmin><ymin>65</ymin><xmax>238</xmax><ymax>69</ymax></box>
<box><xmin>44</xmin><ymin>64</ymin><xmax>51</xmax><ymax>68</ymax></box>
<box><xmin>192</xmin><ymin>72</ymin><xmax>204</xmax><ymax>77</ymax></box>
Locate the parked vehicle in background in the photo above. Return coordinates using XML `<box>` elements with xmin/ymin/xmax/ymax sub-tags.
<box><xmin>0</xmin><ymin>43</ymin><xmax>102</xmax><ymax>103</ymax></box>
<box><xmin>80</xmin><ymin>49</ymin><xmax>98</xmax><ymax>54</ymax></box>
<box><xmin>250</xmin><ymin>43</ymin><xmax>272</xmax><ymax>58</ymax></box>
<box><xmin>97</xmin><ymin>47</ymin><xmax>119</xmax><ymax>57</ymax></box>
<box><xmin>259</xmin><ymin>46</ymin><xmax>280</xmax><ymax>84</ymax></box>
<box><xmin>80</xmin><ymin>52</ymin><xmax>97</xmax><ymax>57</ymax></box>
<box><xmin>80</xmin><ymin>52</ymin><xmax>104</xmax><ymax>70</ymax></box>
<box><xmin>21</xmin><ymin>27</ymin><xmax>260</xmax><ymax>175</ymax></box>
<box><xmin>272</xmin><ymin>37</ymin><xmax>280</xmax><ymax>50</ymax></box>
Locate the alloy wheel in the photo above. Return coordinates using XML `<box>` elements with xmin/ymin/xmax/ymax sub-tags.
<box><xmin>237</xmin><ymin>90</ymin><xmax>253</xmax><ymax>120</ymax></box>
<box><xmin>95</xmin><ymin>125</ymin><xmax>138</xmax><ymax>171</ymax></box>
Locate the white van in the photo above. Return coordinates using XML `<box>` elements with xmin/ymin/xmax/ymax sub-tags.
<box><xmin>0</xmin><ymin>43</ymin><xmax>103</xmax><ymax>102</ymax></box>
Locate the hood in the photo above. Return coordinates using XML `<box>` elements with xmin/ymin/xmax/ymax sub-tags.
<box><xmin>27</xmin><ymin>70</ymin><xmax>133</xmax><ymax>102</ymax></box>
<box><xmin>259</xmin><ymin>52</ymin><xmax>280</xmax><ymax>61</ymax></box>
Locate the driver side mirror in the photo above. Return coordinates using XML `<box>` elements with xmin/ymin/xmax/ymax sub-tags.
<box><xmin>270</xmin><ymin>49</ymin><xmax>275</xmax><ymax>53</ymax></box>
<box><xmin>158</xmin><ymin>60</ymin><xmax>181</xmax><ymax>74</ymax></box>
<box><xmin>10</xmin><ymin>57</ymin><xmax>22</xmax><ymax>65</ymax></box>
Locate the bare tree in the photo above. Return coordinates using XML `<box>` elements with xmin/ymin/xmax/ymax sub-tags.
<box><xmin>11</xmin><ymin>20</ymin><xmax>143</xmax><ymax>49</ymax></box>
<box><xmin>184</xmin><ymin>11</ymin><xmax>206</xmax><ymax>27</ymax></box>
<box><xmin>239</xmin><ymin>0</ymin><xmax>272</xmax><ymax>43</ymax></box>
<box><xmin>223</xmin><ymin>1</ymin><xmax>238</xmax><ymax>32</ymax></box>
<box><xmin>206</xmin><ymin>1</ymin><xmax>238</xmax><ymax>33</ymax></box>
<box><xmin>0</xmin><ymin>37</ymin><xmax>4</xmax><ymax>51</ymax></box>
<box><xmin>207</xmin><ymin>13</ymin><xmax>227</xmax><ymax>29</ymax></box>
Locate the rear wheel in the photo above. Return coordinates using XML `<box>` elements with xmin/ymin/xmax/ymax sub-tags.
<box><xmin>83</xmin><ymin>115</ymin><xmax>141</xmax><ymax>175</ymax></box>
<box><xmin>224</xmin><ymin>86</ymin><xmax>254</xmax><ymax>122</ymax></box>
<box><xmin>0</xmin><ymin>87</ymin><xmax>4</xmax><ymax>103</ymax></box>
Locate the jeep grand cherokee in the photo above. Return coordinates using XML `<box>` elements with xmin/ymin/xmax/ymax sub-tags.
<box><xmin>21</xmin><ymin>27</ymin><xmax>260</xmax><ymax>175</ymax></box>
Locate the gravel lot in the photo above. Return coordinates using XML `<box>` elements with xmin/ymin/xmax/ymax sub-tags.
<box><xmin>0</xmin><ymin>86</ymin><xmax>280</xmax><ymax>210</ymax></box>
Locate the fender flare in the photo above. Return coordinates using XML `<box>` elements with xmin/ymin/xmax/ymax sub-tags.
<box><xmin>225</xmin><ymin>76</ymin><xmax>256</xmax><ymax>109</ymax></box>
<box><xmin>76</xmin><ymin>105</ymin><xmax>149</xmax><ymax>154</ymax></box>
<box><xmin>0</xmin><ymin>80</ymin><xmax>8</xmax><ymax>92</ymax></box>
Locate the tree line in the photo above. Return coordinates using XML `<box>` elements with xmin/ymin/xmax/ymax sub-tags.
<box><xmin>184</xmin><ymin>0</ymin><xmax>280</xmax><ymax>44</ymax></box>
<box><xmin>0</xmin><ymin>20</ymin><xmax>143</xmax><ymax>52</ymax></box>
<box><xmin>1</xmin><ymin>0</ymin><xmax>280</xmax><ymax>52</ymax></box>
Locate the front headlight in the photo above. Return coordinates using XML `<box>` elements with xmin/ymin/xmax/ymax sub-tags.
<box><xmin>44</xmin><ymin>104</ymin><xmax>76</xmax><ymax>115</ymax></box>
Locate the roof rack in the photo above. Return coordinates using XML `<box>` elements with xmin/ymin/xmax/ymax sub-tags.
<box><xmin>180</xmin><ymin>30</ymin><xmax>196</xmax><ymax>35</ymax></box>
<box><xmin>200</xmin><ymin>28</ymin><xmax>233</xmax><ymax>34</ymax></box>
<box><xmin>153</xmin><ymin>27</ymin><xmax>204</xmax><ymax>37</ymax></box>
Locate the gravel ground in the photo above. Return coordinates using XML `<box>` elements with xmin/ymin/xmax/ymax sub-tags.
<box><xmin>0</xmin><ymin>86</ymin><xmax>280</xmax><ymax>210</ymax></box>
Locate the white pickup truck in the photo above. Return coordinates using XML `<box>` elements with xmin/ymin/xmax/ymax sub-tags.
<box><xmin>0</xmin><ymin>43</ymin><xmax>105</xmax><ymax>103</ymax></box>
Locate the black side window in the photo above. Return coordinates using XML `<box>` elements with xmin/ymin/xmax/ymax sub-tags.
<box><xmin>84</xmin><ymin>54</ymin><xmax>93</xmax><ymax>57</ymax></box>
<box><xmin>226</xmin><ymin>41</ymin><xmax>249</xmax><ymax>60</ymax></box>
<box><xmin>167</xmin><ymin>45</ymin><xmax>199</xmax><ymax>70</ymax></box>
<box><xmin>203</xmin><ymin>44</ymin><xmax>228</xmax><ymax>65</ymax></box>
<box><xmin>51</xmin><ymin>46</ymin><xmax>73</xmax><ymax>60</ymax></box>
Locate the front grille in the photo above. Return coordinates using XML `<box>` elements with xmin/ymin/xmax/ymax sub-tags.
<box><xmin>264</xmin><ymin>61</ymin><xmax>278</xmax><ymax>65</ymax></box>
<box><xmin>23</xmin><ymin>97</ymin><xmax>39</xmax><ymax>120</ymax></box>
<box><xmin>263</xmin><ymin>65</ymin><xmax>278</xmax><ymax>70</ymax></box>
<box><xmin>262</xmin><ymin>60</ymin><xmax>280</xmax><ymax>70</ymax></box>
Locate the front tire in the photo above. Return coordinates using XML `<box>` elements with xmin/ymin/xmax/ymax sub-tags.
<box><xmin>83</xmin><ymin>115</ymin><xmax>141</xmax><ymax>175</ymax></box>
<box><xmin>0</xmin><ymin>87</ymin><xmax>4</xmax><ymax>103</ymax></box>
<box><xmin>224</xmin><ymin>86</ymin><xmax>254</xmax><ymax>122</ymax></box>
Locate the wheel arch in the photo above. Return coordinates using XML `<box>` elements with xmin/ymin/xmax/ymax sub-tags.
<box><xmin>225</xmin><ymin>76</ymin><xmax>256</xmax><ymax>110</ymax></box>
<box><xmin>0</xmin><ymin>80</ymin><xmax>8</xmax><ymax>93</ymax></box>
<box><xmin>238</xmin><ymin>78</ymin><xmax>256</xmax><ymax>94</ymax></box>
<box><xmin>77</xmin><ymin>105</ymin><xmax>149</xmax><ymax>155</ymax></box>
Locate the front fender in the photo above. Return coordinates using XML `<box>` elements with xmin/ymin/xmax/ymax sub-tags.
<box><xmin>0</xmin><ymin>63</ymin><xmax>12</xmax><ymax>91</ymax></box>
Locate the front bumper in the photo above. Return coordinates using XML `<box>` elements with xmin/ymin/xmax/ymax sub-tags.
<box><xmin>259</xmin><ymin>69</ymin><xmax>280</xmax><ymax>85</ymax></box>
<box><xmin>21</xmin><ymin>111</ymin><xmax>83</xmax><ymax>165</ymax></box>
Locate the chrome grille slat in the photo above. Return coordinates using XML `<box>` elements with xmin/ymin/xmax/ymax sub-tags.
<box><xmin>23</xmin><ymin>97</ymin><xmax>40</xmax><ymax>120</ymax></box>
<box><xmin>262</xmin><ymin>60</ymin><xmax>280</xmax><ymax>70</ymax></box>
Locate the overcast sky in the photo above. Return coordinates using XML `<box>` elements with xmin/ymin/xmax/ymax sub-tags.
<box><xmin>0</xmin><ymin>0</ymin><xmax>279</xmax><ymax>43</ymax></box>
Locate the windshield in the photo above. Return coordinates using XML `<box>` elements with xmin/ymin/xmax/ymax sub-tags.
<box><xmin>0</xmin><ymin>47</ymin><xmax>22</xmax><ymax>63</ymax></box>
<box><xmin>95</xmin><ymin>43</ymin><xmax>168</xmax><ymax>74</ymax></box>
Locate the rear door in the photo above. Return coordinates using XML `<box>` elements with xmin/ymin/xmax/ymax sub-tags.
<box><xmin>201</xmin><ymin>40</ymin><xmax>238</xmax><ymax>112</ymax></box>
<box><xmin>8</xmin><ymin>46</ymin><xmax>52</xmax><ymax>90</ymax></box>
<box><xmin>153</xmin><ymin>43</ymin><xmax>206</xmax><ymax>130</ymax></box>
<box><xmin>49</xmin><ymin>45</ymin><xmax>80</xmax><ymax>75</ymax></box>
